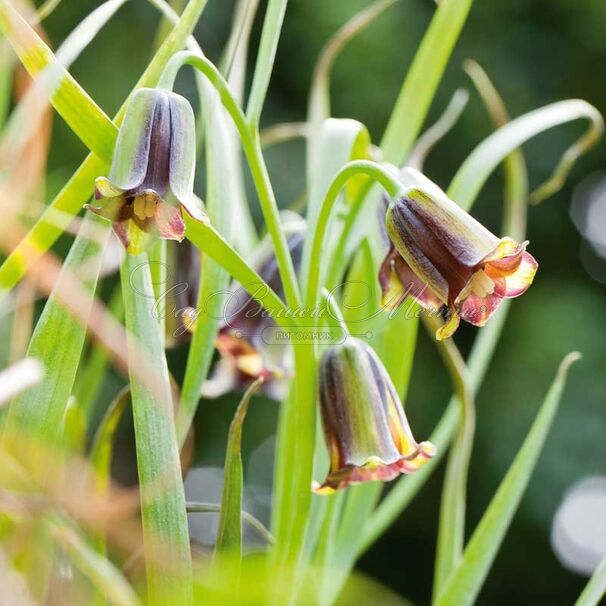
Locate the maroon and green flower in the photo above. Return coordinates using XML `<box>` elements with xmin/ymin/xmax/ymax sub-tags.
<box><xmin>314</xmin><ymin>338</ymin><xmax>435</xmax><ymax>495</ymax></box>
<box><xmin>380</xmin><ymin>184</ymin><xmax>538</xmax><ymax>339</ymax></box>
<box><xmin>86</xmin><ymin>88</ymin><xmax>206</xmax><ymax>254</ymax></box>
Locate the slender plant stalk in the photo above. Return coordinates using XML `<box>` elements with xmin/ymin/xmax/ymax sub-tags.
<box><xmin>158</xmin><ymin>51</ymin><xmax>301</xmax><ymax>311</ymax></box>
<box><xmin>304</xmin><ymin>160</ymin><xmax>403</xmax><ymax>306</ymax></box>
<box><xmin>427</xmin><ymin>315</ymin><xmax>475</xmax><ymax>601</ymax></box>
<box><xmin>120</xmin><ymin>254</ymin><xmax>192</xmax><ymax>606</ymax></box>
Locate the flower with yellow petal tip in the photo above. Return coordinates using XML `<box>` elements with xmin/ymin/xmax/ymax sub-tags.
<box><xmin>85</xmin><ymin>88</ymin><xmax>207</xmax><ymax>254</ymax></box>
<box><xmin>382</xmin><ymin>180</ymin><xmax>538</xmax><ymax>340</ymax></box>
<box><xmin>314</xmin><ymin>338</ymin><xmax>435</xmax><ymax>495</ymax></box>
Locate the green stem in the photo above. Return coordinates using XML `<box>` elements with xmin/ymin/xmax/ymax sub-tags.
<box><xmin>120</xmin><ymin>254</ymin><xmax>192</xmax><ymax>606</ymax></box>
<box><xmin>159</xmin><ymin>51</ymin><xmax>301</xmax><ymax>311</ymax></box>
<box><xmin>304</xmin><ymin>160</ymin><xmax>403</xmax><ymax>308</ymax></box>
<box><xmin>182</xmin><ymin>216</ymin><xmax>292</xmax><ymax>324</ymax></box>
<box><xmin>270</xmin><ymin>343</ymin><xmax>318</xmax><ymax>570</ymax></box>
<box><xmin>426</xmin><ymin>316</ymin><xmax>475</xmax><ymax>602</ymax></box>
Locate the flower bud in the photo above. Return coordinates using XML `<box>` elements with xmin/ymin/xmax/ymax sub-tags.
<box><xmin>86</xmin><ymin>88</ymin><xmax>206</xmax><ymax>254</ymax></box>
<box><xmin>314</xmin><ymin>338</ymin><xmax>435</xmax><ymax>495</ymax></box>
<box><xmin>381</xmin><ymin>182</ymin><xmax>538</xmax><ymax>339</ymax></box>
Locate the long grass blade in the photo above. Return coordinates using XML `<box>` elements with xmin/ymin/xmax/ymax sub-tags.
<box><xmin>120</xmin><ymin>254</ymin><xmax>192</xmax><ymax>606</ymax></box>
<box><xmin>380</xmin><ymin>0</ymin><xmax>474</xmax><ymax>163</ymax></box>
<box><xmin>215</xmin><ymin>378</ymin><xmax>263</xmax><ymax>556</ymax></box>
<box><xmin>449</xmin><ymin>99</ymin><xmax>603</xmax><ymax>211</ymax></box>
<box><xmin>245</xmin><ymin>0</ymin><xmax>287</xmax><ymax>127</ymax></box>
<box><xmin>437</xmin><ymin>352</ymin><xmax>581</xmax><ymax>606</ymax></box>
<box><xmin>4</xmin><ymin>212</ymin><xmax>109</xmax><ymax>446</ymax></box>
<box><xmin>0</xmin><ymin>0</ymin><xmax>210</xmax><ymax>297</ymax></box>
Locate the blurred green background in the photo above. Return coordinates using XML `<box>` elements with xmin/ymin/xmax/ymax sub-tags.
<box><xmin>32</xmin><ymin>0</ymin><xmax>606</xmax><ymax>603</ymax></box>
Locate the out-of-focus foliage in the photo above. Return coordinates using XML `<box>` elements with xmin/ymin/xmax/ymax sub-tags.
<box><xmin>5</xmin><ymin>0</ymin><xmax>606</xmax><ymax>604</ymax></box>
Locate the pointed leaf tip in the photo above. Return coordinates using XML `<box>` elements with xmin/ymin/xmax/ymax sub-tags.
<box><xmin>215</xmin><ymin>377</ymin><xmax>264</xmax><ymax>556</ymax></box>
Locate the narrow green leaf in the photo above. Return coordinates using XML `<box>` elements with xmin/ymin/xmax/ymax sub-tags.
<box><xmin>223</xmin><ymin>0</ymin><xmax>260</xmax><ymax>103</ymax></box>
<box><xmin>152</xmin><ymin>0</ymin><xmax>187</xmax><ymax>50</ymax></box>
<box><xmin>380</xmin><ymin>0</ymin><xmax>474</xmax><ymax>163</ymax></box>
<box><xmin>222</xmin><ymin>0</ymin><xmax>259</xmax><ymax>254</ymax></box>
<box><xmin>437</xmin><ymin>353</ymin><xmax>581</xmax><ymax>606</ymax></box>
<box><xmin>215</xmin><ymin>378</ymin><xmax>263</xmax><ymax>556</ymax></box>
<box><xmin>407</xmin><ymin>88</ymin><xmax>470</xmax><ymax>170</ymax></box>
<box><xmin>245</xmin><ymin>0</ymin><xmax>288</xmax><ymax>127</ymax></box>
<box><xmin>307</xmin><ymin>0</ymin><xmax>396</xmax><ymax>174</ymax></box>
<box><xmin>0</xmin><ymin>0</ymin><xmax>118</xmax><ymax>161</ymax></box>
<box><xmin>120</xmin><ymin>254</ymin><xmax>192</xmax><ymax>606</ymax></box>
<box><xmin>47</xmin><ymin>515</ymin><xmax>142</xmax><ymax>606</ymax></box>
<box><xmin>90</xmin><ymin>385</ymin><xmax>131</xmax><ymax>496</ymax></box>
<box><xmin>183</xmin><ymin>217</ymin><xmax>291</xmax><ymax>327</ymax></box>
<box><xmin>73</xmin><ymin>284</ymin><xmax>124</xmax><ymax>420</ymax></box>
<box><xmin>574</xmin><ymin>557</ymin><xmax>606</xmax><ymax>606</ymax></box>
<box><xmin>449</xmin><ymin>99</ymin><xmax>603</xmax><ymax>211</ymax></box>
<box><xmin>4</xmin><ymin>212</ymin><xmax>109</xmax><ymax>445</ymax></box>
<box><xmin>0</xmin><ymin>0</ymin><xmax>210</xmax><ymax>297</ymax></box>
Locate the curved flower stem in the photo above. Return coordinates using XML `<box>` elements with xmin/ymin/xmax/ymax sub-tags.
<box><xmin>424</xmin><ymin>315</ymin><xmax>476</xmax><ymax>602</ymax></box>
<box><xmin>158</xmin><ymin>51</ymin><xmax>301</xmax><ymax>311</ymax></box>
<box><xmin>321</xmin><ymin>288</ymin><xmax>350</xmax><ymax>338</ymax></box>
<box><xmin>305</xmin><ymin>160</ymin><xmax>403</xmax><ymax>308</ymax></box>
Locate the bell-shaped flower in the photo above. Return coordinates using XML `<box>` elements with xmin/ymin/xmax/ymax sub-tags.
<box><xmin>86</xmin><ymin>88</ymin><xmax>206</xmax><ymax>254</ymax></box>
<box><xmin>381</xmin><ymin>182</ymin><xmax>538</xmax><ymax>340</ymax></box>
<box><xmin>203</xmin><ymin>226</ymin><xmax>305</xmax><ymax>400</ymax></box>
<box><xmin>314</xmin><ymin>338</ymin><xmax>436</xmax><ymax>495</ymax></box>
